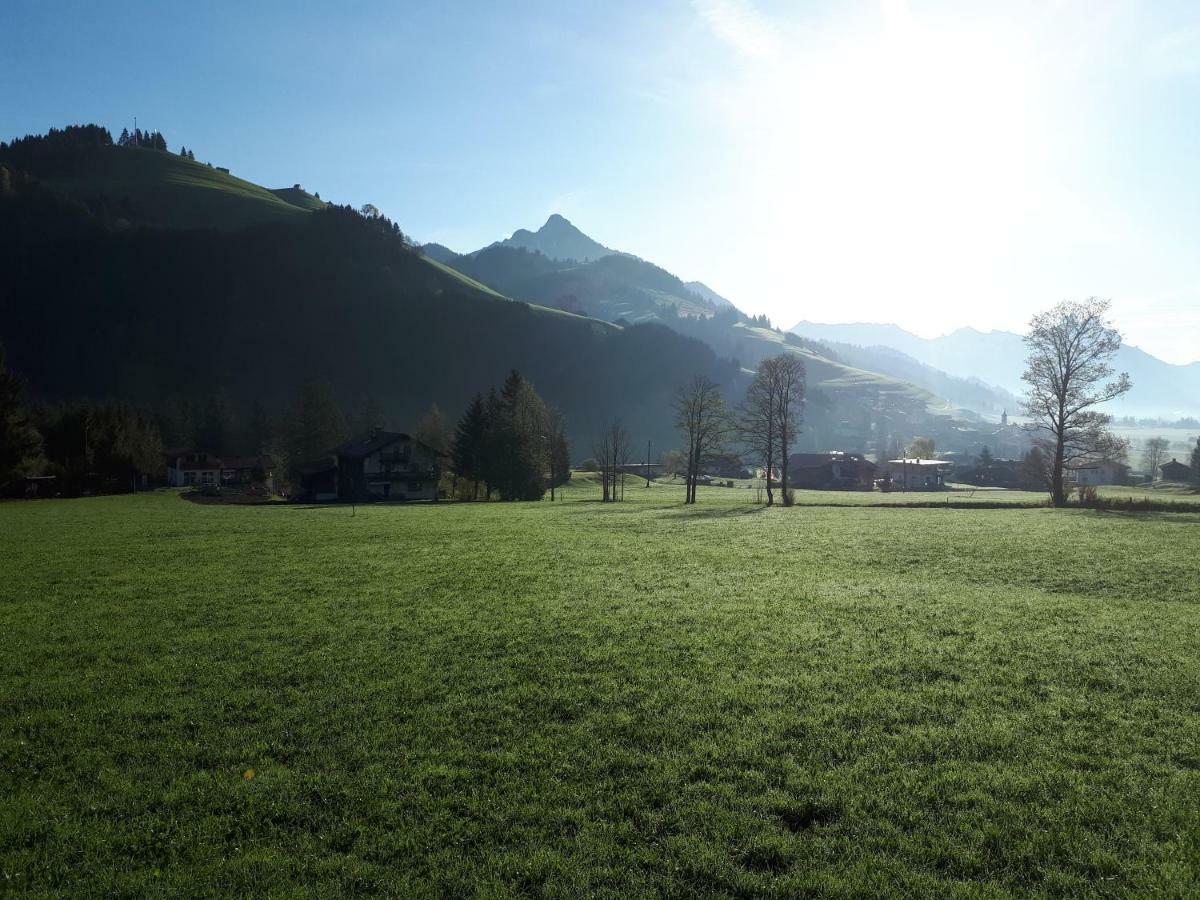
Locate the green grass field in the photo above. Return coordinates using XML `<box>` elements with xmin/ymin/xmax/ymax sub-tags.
<box><xmin>2</xmin><ymin>487</ymin><xmax>1198</xmax><ymax>896</ymax></box>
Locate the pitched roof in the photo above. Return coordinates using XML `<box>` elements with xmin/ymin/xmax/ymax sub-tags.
<box><xmin>789</xmin><ymin>451</ymin><xmax>871</xmax><ymax>467</ymax></box>
<box><xmin>221</xmin><ymin>455</ymin><xmax>275</xmax><ymax>470</ymax></box>
<box><xmin>335</xmin><ymin>431</ymin><xmax>414</xmax><ymax>459</ymax></box>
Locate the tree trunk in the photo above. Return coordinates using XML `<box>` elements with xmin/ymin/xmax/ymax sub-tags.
<box><xmin>1052</xmin><ymin>434</ymin><xmax>1067</xmax><ymax>507</ymax></box>
<box><xmin>764</xmin><ymin>443</ymin><xmax>774</xmax><ymax>506</ymax></box>
<box><xmin>779</xmin><ymin>432</ymin><xmax>791</xmax><ymax>506</ymax></box>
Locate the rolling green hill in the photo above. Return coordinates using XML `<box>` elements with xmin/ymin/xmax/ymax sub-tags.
<box><xmin>43</xmin><ymin>144</ymin><xmax>315</xmax><ymax>230</ymax></box>
<box><xmin>268</xmin><ymin>185</ymin><xmax>328</xmax><ymax>212</ymax></box>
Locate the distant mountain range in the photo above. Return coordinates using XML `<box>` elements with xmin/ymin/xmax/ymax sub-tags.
<box><xmin>790</xmin><ymin>321</ymin><xmax>1200</xmax><ymax>419</ymax></box>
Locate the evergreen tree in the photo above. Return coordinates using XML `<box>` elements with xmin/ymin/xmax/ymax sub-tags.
<box><xmin>194</xmin><ymin>390</ymin><xmax>235</xmax><ymax>454</ymax></box>
<box><xmin>497</xmin><ymin>369</ymin><xmax>547</xmax><ymax>501</ymax></box>
<box><xmin>36</xmin><ymin>402</ymin><xmax>162</xmax><ymax>493</ymax></box>
<box><xmin>479</xmin><ymin>388</ymin><xmax>504</xmax><ymax>500</ymax></box>
<box><xmin>118</xmin><ymin>127</ymin><xmax>131</xmax><ymax>147</ymax></box>
<box><xmin>452</xmin><ymin>394</ymin><xmax>487</xmax><ymax>500</ymax></box>
<box><xmin>0</xmin><ymin>343</ymin><xmax>44</xmax><ymax>491</ymax></box>
<box><xmin>415</xmin><ymin>403</ymin><xmax>450</xmax><ymax>457</ymax></box>
<box><xmin>348</xmin><ymin>394</ymin><xmax>386</xmax><ymax>436</ymax></box>
<box><xmin>246</xmin><ymin>398</ymin><xmax>273</xmax><ymax>454</ymax></box>
<box><xmin>284</xmin><ymin>380</ymin><xmax>347</xmax><ymax>477</ymax></box>
<box><xmin>187</xmin><ymin>149</ymin><xmax>195</xmax><ymax>161</ymax></box>
<box><xmin>179</xmin><ymin>145</ymin><xmax>187</xmax><ymax>157</ymax></box>
<box><xmin>1191</xmin><ymin>436</ymin><xmax>1200</xmax><ymax>481</ymax></box>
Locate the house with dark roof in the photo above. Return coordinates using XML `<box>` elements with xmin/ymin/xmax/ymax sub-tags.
<box><xmin>788</xmin><ymin>452</ymin><xmax>877</xmax><ymax>491</ymax></box>
<box><xmin>1159</xmin><ymin>458</ymin><xmax>1192</xmax><ymax>482</ymax></box>
<box><xmin>334</xmin><ymin>430</ymin><xmax>442</xmax><ymax>502</ymax></box>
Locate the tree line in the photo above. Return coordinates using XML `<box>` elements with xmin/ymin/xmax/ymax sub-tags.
<box><xmin>451</xmin><ymin>370</ymin><xmax>570</xmax><ymax>501</ymax></box>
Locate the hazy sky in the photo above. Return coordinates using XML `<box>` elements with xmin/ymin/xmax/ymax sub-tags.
<box><xmin>4</xmin><ymin>0</ymin><xmax>1198</xmax><ymax>362</ymax></box>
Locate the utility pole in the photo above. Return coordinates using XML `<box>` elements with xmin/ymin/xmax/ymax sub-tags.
<box><xmin>645</xmin><ymin>439</ymin><xmax>651</xmax><ymax>488</ymax></box>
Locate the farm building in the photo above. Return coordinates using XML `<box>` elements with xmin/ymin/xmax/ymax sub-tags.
<box><xmin>165</xmin><ymin>451</ymin><xmax>274</xmax><ymax>491</ymax></box>
<box><xmin>165</xmin><ymin>451</ymin><xmax>223</xmax><ymax>487</ymax></box>
<box><xmin>880</xmin><ymin>458</ymin><xmax>953</xmax><ymax>491</ymax></box>
<box><xmin>788</xmin><ymin>452</ymin><xmax>877</xmax><ymax>490</ymax></box>
<box><xmin>334</xmin><ymin>430</ymin><xmax>443</xmax><ymax>503</ymax></box>
<box><xmin>1159</xmin><ymin>458</ymin><xmax>1192</xmax><ymax>482</ymax></box>
<box><xmin>1068</xmin><ymin>460</ymin><xmax>1129</xmax><ymax>486</ymax></box>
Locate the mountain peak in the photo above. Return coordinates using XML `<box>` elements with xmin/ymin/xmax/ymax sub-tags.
<box><xmin>496</xmin><ymin>213</ymin><xmax>616</xmax><ymax>262</ymax></box>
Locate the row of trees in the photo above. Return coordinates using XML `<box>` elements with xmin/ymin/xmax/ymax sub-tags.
<box><xmin>669</xmin><ymin>353</ymin><xmax>806</xmax><ymax>506</ymax></box>
<box><xmin>451</xmin><ymin>370</ymin><xmax>569</xmax><ymax>501</ymax></box>
<box><xmin>117</xmin><ymin>127</ymin><xmax>168</xmax><ymax>151</ymax></box>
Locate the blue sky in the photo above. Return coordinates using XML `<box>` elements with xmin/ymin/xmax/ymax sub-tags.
<box><xmin>4</xmin><ymin>0</ymin><xmax>1199</xmax><ymax>363</ymax></box>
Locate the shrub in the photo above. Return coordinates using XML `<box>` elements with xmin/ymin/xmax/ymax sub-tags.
<box><xmin>578</xmin><ymin>458</ymin><xmax>598</xmax><ymax>472</ymax></box>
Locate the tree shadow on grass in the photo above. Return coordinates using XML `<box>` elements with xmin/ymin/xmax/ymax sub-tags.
<box><xmin>1090</xmin><ymin>508</ymin><xmax>1200</xmax><ymax>523</ymax></box>
<box><xmin>660</xmin><ymin>504</ymin><xmax>770</xmax><ymax>520</ymax></box>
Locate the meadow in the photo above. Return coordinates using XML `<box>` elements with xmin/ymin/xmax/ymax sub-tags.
<box><xmin>2</xmin><ymin>484</ymin><xmax>1198</xmax><ymax>897</ymax></box>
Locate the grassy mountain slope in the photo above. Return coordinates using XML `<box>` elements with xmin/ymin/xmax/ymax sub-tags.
<box><xmin>453</xmin><ymin>245</ymin><xmax>719</xmax><ymax>321</ymax></box>
<box><xmin>442</xmin><ymin>237</ymin><xmax>972</xmax><ymax>423</ymax></box>
<box><xmin>0</xmin><ymin>139</ymin><xmax>738</xmax><ymax>453</ymax></box>
<box><xmin>41</xmin><ymin>144</ymin><xmax>315</xmax><ymax>230</ymax></box>
<box><xmin>268</xmin><ymin>186</ymin><xmax>327</xmax><ymax>211</ymax></box>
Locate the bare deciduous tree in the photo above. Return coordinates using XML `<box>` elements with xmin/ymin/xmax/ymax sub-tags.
<box><xmin>1022</xmin><ymin>298</ymin><xmax>1131</xmax><ymax>507</ymax></box>
<box><xmin>1142</xmin><ymin>436</ymin><xmax>1170</xmax><ymax>481</ymax></box>
<box><xmin>740</xmin><ymin>363</ymin><xmax>779</xmax><ymax>506</ymax></box>
<box><xmin>740</xmin><ymin>354</ymin><xmax>805</xmax><ymax>506</ymax></box>
<box><xmin>773</xmin><ymin>355</ymin><xmax>805</xmax><ymax>506</ymax></box>
<box><xmin>673</xmin><ymin>375</ymin><xmax>732</xmax><ymax>504</ymax></box>
<box><xmin>544</xmin><ymin>406</ymin><xmax>570</xmax><ymax>501</ymax></box>
<box><xmin>592</xmin><ymin>419</ymin><xmax>630</xmax><ymax>502</ymax></box>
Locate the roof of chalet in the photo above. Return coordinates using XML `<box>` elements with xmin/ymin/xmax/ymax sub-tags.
<box><xmin>167</xmin><ymin>452</ymin><xmax>273</xmax><ymax>470</ymax></box>
<box><xmin>171</xmin><ymin>457</ymin><xmax>222</xmax><ymax>471</ymax></box>
<box><xmin>790</xmin><ymin>451</ymin><xmax>873</xmax><ymax>467</ymax></box>
<box><xmin>887</xmin><ymin>458</ymin><xmax>953</xmax><ymax>467</ymax></box>
<box><xmin>336</xmin><ymin>430</ymin><xmax>450</xmax><ymax>460</ymax></box>
<box><xmin>1068</xmin><ymin>460</ymin><xmax>1128</xmax><ymax>471</ymax></box>
<box><xmin>335</xmin><ymin>431</ymin><xmax>415</xmax><ymax>459</ymax></box>
<box><xmin>221</xmin><ymin>455</ymin><xmax>275</xmax><ymax>470</ymax></box>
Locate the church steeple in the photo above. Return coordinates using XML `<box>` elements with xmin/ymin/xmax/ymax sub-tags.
<box><xmin>1001</xmin><ymin>409</ymin><xmax>1008</xmax><ymax>427</ymax></box>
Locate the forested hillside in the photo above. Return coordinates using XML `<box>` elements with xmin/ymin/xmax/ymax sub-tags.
<box><xmin>0</xmin><ymin>127</ymin><xmax>738</xmax><ymax>454</ymax></box>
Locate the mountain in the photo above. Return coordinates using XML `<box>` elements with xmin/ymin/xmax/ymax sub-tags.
<box><xmin>420</xmin><ymin>242</ymin><xmax>460</xmax><ymax>264</ymax></box>
<box><xmin>438</xmin><ymin>216</ymin><xmax>1006</xmax><ymax>452</ymax></box>
<box><xmin>453</xmin><ymin>245</ymin><xmax>719</xmax><ymax>322</ymax></box>
<box><xmin>684</xmin><ymin>281</ymin><xmax>740</xmax><ymax>313</ymax></box>
<box><xmin>684</xmin><ymin>281</ymin><xmax>739</xmax><ymax>312</ymax></box>
<box><xmin>496</xmin><ymin>213</ymin><xmax>616</xmax><ymax>262</ymax></box>
<box><xmin>790</xmin><ymin>321</ymin><xmax>1200</xmax><ymax>419</ymax></box>
<box><xmin>816</xmin><ymin>340</ymin><xmax>1019</xmax><ymax>415</ymax></box>
<box><xmin>0</xmin><ymin>126</ymin><xmax>739</xmax><ymax>453</ymax></box>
